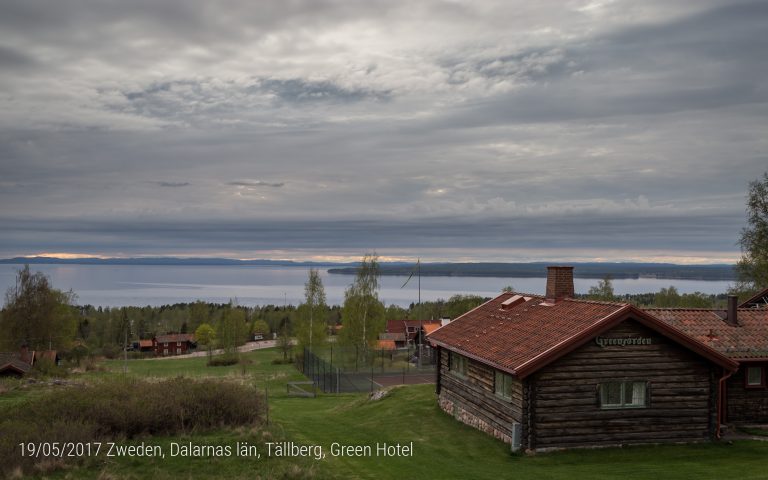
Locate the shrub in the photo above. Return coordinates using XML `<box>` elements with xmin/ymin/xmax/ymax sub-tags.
<box><xmin>0</xmin><ymin>378</ymin><xmax>264</xmax><ymax>477</ymax></box>
<box><xmin>99</xmin><ymin>345</ymin><xmax>120</xmax><ymax>359</ymax></box>
<box><xmin>208</xmin><ymin>354</ymin><xmax>239</xmax><ymax>366</ymax></box>
<box><xmin>29</xmin><ymin>357</ymin><xmax>64</xmax><ymax>378</ymax></box>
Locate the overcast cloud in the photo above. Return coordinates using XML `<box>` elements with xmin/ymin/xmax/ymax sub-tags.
<box><xmin>0</xmin><ymin>0</ymin><xmax>766</xmax><ymax>262</ymax></box>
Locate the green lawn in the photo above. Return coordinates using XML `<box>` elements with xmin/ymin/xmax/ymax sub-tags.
<box><xmin>8</xmin><ymin>348</ymin><xmax>768</xmax><ymax>479</ymax></box>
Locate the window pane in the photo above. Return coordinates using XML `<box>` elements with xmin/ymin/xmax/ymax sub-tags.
<box><xmin>630</xmin><ymin>382</ymin><xmax>646</xmax><ymax>406</ymax></box>
<box><xmin>747</xmin><ymin>367</ymin><xmax>762</xmax><ymax>386</ymax></box>
<box><xmin>451</xmin><ymin>352</ymin><xmax>467</xmax><ymax>376</ymax></box>
<box><xmin>602</xmin><ymin>383</ymin><xmax>622</xmax><ymax>405</ymax></box>
<box><xmin>495</xmin><ymin>371</ymin><xmax>513</xmax><ymax>399</ymax></box>
<box><xmin>623</xmin><ymin>382</ymin><xmax>634</xmax><ymax>403</ymax></box>
<box><xmin>504</xmin><ymin>376</ymin><xmax>513</xmax><ymax>398</ymax></box>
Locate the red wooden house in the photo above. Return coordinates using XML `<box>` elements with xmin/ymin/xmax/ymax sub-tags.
<box><xmin>153</xmin><ymin>333</ymin><xmax>196</xmax><ymax>356</ymax></box>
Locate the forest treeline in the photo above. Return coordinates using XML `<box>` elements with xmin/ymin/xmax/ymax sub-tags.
<box><xmin>0</xmin><ymin>264</ymin><xmax>752</xmax><ymax>360</ymax></box>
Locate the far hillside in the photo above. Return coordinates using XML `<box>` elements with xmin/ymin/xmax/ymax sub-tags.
<box><xmin>328</xmin><ymin>262</ymin><xmax>736</xmax><ymax>281</ymax></box>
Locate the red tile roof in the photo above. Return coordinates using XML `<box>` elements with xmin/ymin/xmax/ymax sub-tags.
<box><xmin>423</xmin><ymin>323</ymin><xmax>441</xmax><ymax>335</ymax></box>
<box><xmin>427</xmin><ymin>292</ymin><xmax>738</xmax><ymax>378</ymax></box>
<box><xmin>378</xmin><ymin>339</ymin><xmax>396</xmax><ymax>351</ymax></box>
<box><xmin>386</xmin><ymin>320</ymin><xmax>441</xmax><ymax>340</ymax></box>
<box><xmin>155</xmin><ymin>333</ymin><xmax>195</xmax><ymax>344</ymax></box>
<box><xmin>647</xmin><ymin>308</ymin><xmax>768</xmax><ymax>360</ymax></box>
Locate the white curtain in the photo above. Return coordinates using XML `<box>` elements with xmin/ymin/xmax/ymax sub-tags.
<box><xmin>631</xmin><ymin>382</ymin><xmax>646</xmax><ymax>405</ymax></box>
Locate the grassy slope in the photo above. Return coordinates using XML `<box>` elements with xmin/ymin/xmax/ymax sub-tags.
<box><xmin>273</xmin><ymin>385</ymin><xmax>768</xmax><ymax>480</ymax></box>
<box><xmin>9</xmin><ymin>348</ymin><xmax>768</xmax><ymax>480</ymax></box>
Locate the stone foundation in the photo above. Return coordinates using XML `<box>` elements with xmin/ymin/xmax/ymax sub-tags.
<box><xmin>439</xmin><ymin>395</ymin><xmax>512</xmax><ymax>444</ymax></box>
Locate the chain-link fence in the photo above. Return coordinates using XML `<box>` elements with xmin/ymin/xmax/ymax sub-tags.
<box><xmin>300</xmin><ymin>344</ymin><xmax>436</xmax><ymax>393</ymax></box>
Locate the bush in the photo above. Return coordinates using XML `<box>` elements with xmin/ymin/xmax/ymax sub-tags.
<box><xmin>29</xmin><ymin>357</ymin><xmax>65</xmax><ymax>379</ymax></box>
<box><xmin>0</xmin><ymin>378</ymin><xmax>264</xmax><ymax>477</ymax></box>
<box><xmin>99</xmin><ymin>345</ymin><xmax>120</xmax><ymax>359</ymax></box>
<box><xmin>208</xmin><ymin>353</ymin><xmax>239</xmax><ymax>366</ymax></box>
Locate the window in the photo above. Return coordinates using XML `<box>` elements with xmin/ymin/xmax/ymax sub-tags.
<box><xmin>449</xmin><ymin>352</ymin><xmax>467</xmax><ymax>378</ymax></box>
<box><xmin>177</xmin><ymin>341</ymin><xmax>182</xmax><ymax>346</ymax></box>
<box><xmin>599</xmin><ymin>381</ymin><xmax>647</xmax><ymax>409</ymax></box>
<box><xmin>495</xmin><ymin>371</ymin><xmax>514</xmax><ymax>400</ymax></box>
<box><xmin>746</xmin><ymin>367</ymin><xmax>764</xmax><ymax>387</ymax></box>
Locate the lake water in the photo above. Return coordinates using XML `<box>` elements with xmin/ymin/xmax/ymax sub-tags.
<box><xmin>0</xmin><ymin>264</ymin><xmax>735</xmax><ymax>308</ymax></box>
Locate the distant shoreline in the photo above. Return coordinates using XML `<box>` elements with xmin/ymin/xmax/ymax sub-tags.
<box><xmin>0</xmin><ymin>257</ymin><xmax>737</xmax><ymax>281</ymax></box>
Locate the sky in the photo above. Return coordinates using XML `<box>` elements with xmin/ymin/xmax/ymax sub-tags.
<box><xmin>0</xmin><ymin>0</ymin><xmax>766</xmax><ymax>263</ymax></box>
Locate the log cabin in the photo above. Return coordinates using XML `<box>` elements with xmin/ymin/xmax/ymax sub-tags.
<box><xmin>427</xmin><ymin>266</ymin><xmax>768</xmax><ymax>452</ymax></box>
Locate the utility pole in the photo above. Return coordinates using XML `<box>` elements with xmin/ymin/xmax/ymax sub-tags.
<box><xmin>418</xmin><ymin>258</ymin><xmax>422</xmax><ymax>369</ymax></box>
<box><xmin>122</xmin><ymin>307</ymin><xmax>128</xmax><ymax>375</ymax></box>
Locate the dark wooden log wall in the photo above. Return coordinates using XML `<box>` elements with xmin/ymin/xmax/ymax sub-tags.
<box><xmin>726</xmin><ymin>363</ymin><xmax>768</xmax><ymax>423</ymax></box>
<box><xmin>439</xmin><ymin>349</ymin><xmax>523</xmax><ymax>440</ymax></box>
<box><xmin>529</xmin><ymin>320</ymin><xmax>716</xmax><ymax>450</ymax></box>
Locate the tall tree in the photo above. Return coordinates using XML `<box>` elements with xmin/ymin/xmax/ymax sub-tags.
<box><xmin>216</xmin><ymin>303</ymin><xmax>247</xmax><ymax>358</ymax></box>
<box><xmin>653</xmin><ymin>286</ymin><xmax>681</xmax><ymax>307</ymax></box>
<box><xmin>736</xmin><ymin>171</ymin><xmax>768</xmax><ymax>292</ymax></box>
<box><xmin>445</xmin><ymin>294</ymin><xmax>486</xmax><ymax>319</ymax></box>
<box><xmin>295</xmin><ymin>268</ymin><xmax>327</xmax><ymax>353</ymax></box>
<box><xmin>194</xmin><ymin>323</ymin><xmax>217</xmax><ymax>361</ymax></box>
<box><xmin>189</xmin><ymin>300</ymin><xmax>210</xmax><ymax>332</ymax></box>
<box><xmin>0</xmin><ymin>265</ymin><xmax>77</xmax><ymax>350</ymax></box>
<box><xmin>587</xmin><ymin>276</ymin><xmax>615</xmax><ymax>301</ymax></box>
<box><xmin>277</xmin><ymin>323</ymin><xmax>292</xmax><ymax>361</ymax></box>
<box><xmin>340</xmin><ymin>254</ymin><xmax>385</xmax><ymax>355</ymax></box>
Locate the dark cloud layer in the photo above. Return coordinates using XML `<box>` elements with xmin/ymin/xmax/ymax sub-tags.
<box><xmin>0</xmin><ymin>1</ymin><xmax>765</xmax><ymax>262</ymax></box>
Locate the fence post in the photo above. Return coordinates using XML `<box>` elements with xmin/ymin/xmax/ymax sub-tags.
<box><xmin>337</xmin><ymin>367</ymin><xmax>340</xmax><ymax>394</ymax></box>
<box><xmin>265</xmin><ymin>383</ymin><xmax>269</xmax><ymax>425</ymax></box>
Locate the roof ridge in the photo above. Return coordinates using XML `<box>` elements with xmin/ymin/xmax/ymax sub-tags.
<box><xmin>644</xmin><ymin>307</ymin><xmax>726</xmax><ymax>311</ymax></box>
<box><xmin>562</xmin><ymin>297</ymin><xmax>627</xmax><ymax>307</ymax></box>
<box><xmin>505</xmin><ymin>291</ymin><xmax>544</xmax><ymax>298</ymax></box>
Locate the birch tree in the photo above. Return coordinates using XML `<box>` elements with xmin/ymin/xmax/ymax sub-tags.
<box><xmin>340</xmin><ymin>254</ymin><xmax>385</xmax><ymax>356</ymax></box>
<box><xmin>296</xmin><ymin>268</ymin><xmax>327</xmax><ymax>353</ymax></box>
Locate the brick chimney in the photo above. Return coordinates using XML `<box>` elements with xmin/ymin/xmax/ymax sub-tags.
<box><xmin>546</xmin><ymin>266</ymin><xmax>574</xmax><ymax>302</ymax></box>
<box><xmin>725</xmin><ymin>295</ymin><xmax>739</xmax><ymax>326</ymax></box>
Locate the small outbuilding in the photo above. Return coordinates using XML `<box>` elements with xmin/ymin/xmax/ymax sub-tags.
<box><xmin>0</xmin><ymin>346</ymin><xmax>59</xmax><ymax>377</ymax></box>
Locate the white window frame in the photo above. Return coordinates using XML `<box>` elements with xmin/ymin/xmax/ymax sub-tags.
<box><xmin>599</xmin><ymin>381</ymin><xmax>648</xmax><ymax>409</ymax></box>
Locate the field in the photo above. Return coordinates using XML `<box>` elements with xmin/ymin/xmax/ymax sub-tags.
<box><xmin>3</xmin><ymin>348</ymin><xmax>768</xmax><ymax>480</ymax></box>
